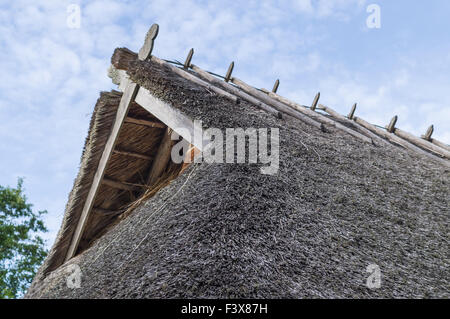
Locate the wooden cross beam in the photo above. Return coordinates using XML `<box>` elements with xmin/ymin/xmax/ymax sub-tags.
<box><xmin>260</xmin><ymin>89</ymin><xmax>372</xmax><ymax>143</ymax></box>
<box><xmin>317</xmin><ymin>104</ymin><xmax>389</xmax><ymax>146</ymax></box>
<box><xmin>102</xmin><ymin>177</ymin><xmax>143</xmax><ymax>192</ymax></box>
<box><xmin>65</xmin><ymin>24</ymin><xmax>160</xmax><ymax>261</ymax></box>
<box><xmin>393</xmin><ymin>127</ymin><xmax>450</xmax><ymax>159</ymax></box>
<box><xmin>190</xmin><ymin>64</ymin><xmax>280</xmax><ymax>117</ymax></box>
<box><xmin>354</xmin><ymin>116</ymin><xmax>450</xmax><ymax>166</ymax></box>
<box><xmin>146</xmin><ymin>128</ymin><xmax>174</xmax><ymax>186</ymax></box>
<box><xmin>113</xmin><ymin>148</ymin><xmax>154</xmax><ymax>161</ymax></box>
<box><xmin>124</xmin><ymin>116</ymin><xmax>166</xmax><ymax>128</ymax></box>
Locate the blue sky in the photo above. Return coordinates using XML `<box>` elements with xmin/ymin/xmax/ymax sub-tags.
<box><xmin>1</xmin><ymin>0</ymin><xmax>449</xmax><ymax>246</ymax></box>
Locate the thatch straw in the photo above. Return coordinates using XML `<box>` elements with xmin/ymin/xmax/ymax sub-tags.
<box><xmin>27</xmin><ymin>48</ymin><xmax>449</xmax><ymax>299</ymax></box>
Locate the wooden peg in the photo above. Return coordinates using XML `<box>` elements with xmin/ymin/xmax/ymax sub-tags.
<box><xmin>421</xmin><ymin>125</ymin><xmax>434</xmax><ymax>141</ymax></box>
<box><xmin>310</xmin><ymin>92</ymin><xmax>320</xmax><ymax>111</ymax></box>
<box><xmin>272</xmin><ymin>79</ymin><xmax>280</xmax><ymax>93</ymax></box>
<box><xmin>348</xmin><ymin>103</ymin><xmax>357</xmax><ymax>120</ymax></box>
<box><xmin>184</xmin><ymin>48</ymin><xmax>194</xmax><ymax>69</ymax></box>
<box><xmin>138</xmin><ymin>23</ymin><xmax>159</xmax><ymax>61</ymax></box>
<box><xmin>224</xmin><ymin>61</ymin><xmax>234</xmax><ymax>82</ymax></box>
<box><xmin>386</xmin><ymin>115</ymin><xmax>398</xmax><ymax>133</ymax></box>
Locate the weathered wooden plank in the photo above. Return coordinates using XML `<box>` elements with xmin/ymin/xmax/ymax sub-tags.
<box><xmin>262</xmin><ymin>89</ymin><xmax>373</xmax><ymax>143</ymax></box>
<box><xmin>107</xmin><ymin>64</ymin><xmax>130</xmax><ymax>92</ymax></box>
<box><xmin>150</xmin><ymin>56</ymin><xmax>239</xmax><ymax>104</ymax></box>
<box><xmin>229</xmin><ymin>77</ymin><xmax>326</xmax><ymax>130</ymax></box>
<box><xmin>113</xmin><ymin>148</ymin><xmax>153</xmax><ymax>161</ymax></box>
<box><xmin>146</xmin><ymin>128</ymin><xmax>174</xmax><ymax>186</ymax></box>
<box><xmin>317</xmin><ymin>104</ymin><xmax>390</xmax><ymax>146</ymax></box>
<box><xmin>134</xmin><ymin>87</ymin><xmax>208</xmax><ymax>151</ymax></box>
<box><xmin>124</xmin><ymin>116</ymin><xmax>166</xmax><ymax>128</ymax></box>
<box><xmin>354</xmin><ymin>116</ymin><xmax>450</xmax><ymax>166</ymax></box>
<box><xmin>65</xmin><ymin>80</ymin><xmax>139</xmax><ymax>261</ymax></box>
<box><xmin>103</xmin><ymin>177</ymin><xmax>141</xmax><ymax>192</ymax></box>
<box><xmin>429</xmin><ymin>138</ymin><xmax>450</xmax><ymax>152</ymax></box>
<box><xmin>392</xmin><ymin>127</ymin><xmax>450</xmax><ymax>160</ymax></box>
<box><xmin>419</xmin><ymin>125</ymin><xmax>450</xmax><ymax>152</ymax></box>
<box><xmin>190</xmin><ymin>64</ymin><xmax>280</xmax><ymax>117</ymax></box>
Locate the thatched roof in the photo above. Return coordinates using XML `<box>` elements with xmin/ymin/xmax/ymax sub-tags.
<box><xmin>26</xmin><ymin>49</ymin><xmax>449</xmax><ymax>298</ymax></box>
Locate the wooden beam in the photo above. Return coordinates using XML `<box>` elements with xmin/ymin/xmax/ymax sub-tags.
<box><xmin>429</xmin><ymin>138</ymin><xmax>450</xmax><ymax>152</ymax></box>
<box><xmin>146</xmin><ymin>128</ymin><xmax>174</xmax><ymax>186</ymax></box>
<box><xmin>102</xmin><ymin>177</ymin><xmax>143</xmax><ymax>192</ymax></box>
<box><xmin>228</xmin><ymin>77</ymin><xmax>325</xmax><ymax>130</ymax></box>
<box><xmin>392</xmin><ymin>127</ymin><xmax>450</xmax><ymax>160</ymax></box>
<box><xmin>150</xmin><ymin>56</ymin><xmax>240</xmax><ymax>104</ymax></box>
<box><xmin>262</xmin><ymin>89</ymin><xmax>373</xmax><ymax>143</ymax></box>
<box><xmin>65</xmin><ymin>80</ymin><xmax>139</xmax><ymax>261</ymax></box>
<box><xmin>125</xmin><ymin>116</ymin><xmax>166</xmax><ymax>128</ymax></box>
<box><xmin>354</xmin><ymin>116</ymin><xmax>450</xmax><ymax>166</ymax></box>
<box><xmin>65</xmin><ymin>25</ymin><xmax>161</xmax><ymax>261</ymax></box>
<box><xmin>113</xmin><ymin>148</ymin><xmax>153</xmax><ymax>161</ymax></box>
<box><xmin>111</xmin><ymin>47</ymin><xmax>239</xmax><ymax>104</ymax></box>
<box><xmin>190</xmin><ymin>64</ymin><xmax>280</xmax><ymax>117</ymax></box>
<box><xmin>317</xmin><ymin>104</ymin><xmax>390</xmax><ymax>146</ymax></box>
<box><xmin>134</xmin><ymin>87</ymin><xmax>208</xmax><ymax>151</ymax></box>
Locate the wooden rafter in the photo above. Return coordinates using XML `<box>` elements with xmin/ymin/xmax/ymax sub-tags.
<box><xmin>113</xmin><ymin>148</ymin><xmax>153</xmax><ymax>161</ymax></box>
<box><xmin>64</xmin><ymin>24</ymin><xmax>162</xmax><ymax>261</ymax></box>
<box><xmin>146</xmin><ymin>128</ymin><xmax>174</xmax><ymax>186</ymax></box>
<box><xmin>354</xmin><ymin>116</ymin><xmax>450</xmax><ymax>167</ymax></box>
<box><xmin>65</xmin><ymin>80</ymin><xmax>139</xmax><ymax>261</ymax></box>
<box><xmin>317</xmin><ymin>104</ymin><xmax>390</xmax><ymax>146</ymax></box>
<box><xmin>125</xmin><ymin>116</ymin><xmax>166</xmax><ymax>128</ymax></box>
<box><xmin>392</xmin><ymin>127</ymin><xmax>450</xmax><ymax>159</ymax></box>
<box><xmin>102</xmin><ymin>177</ymin><xmax>142</xmax><ymax>192</ymax></box>
<box><xmin>190</xmin><ymin>64</ymin><xmax>281</xmax><ymax>117</ymax></box>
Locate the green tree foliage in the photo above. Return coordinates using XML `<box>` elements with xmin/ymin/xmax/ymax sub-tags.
<box><xmin>0</xmin><ymin>178</ymin><xmax>47</xmax><ymax>298</ymax></box>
